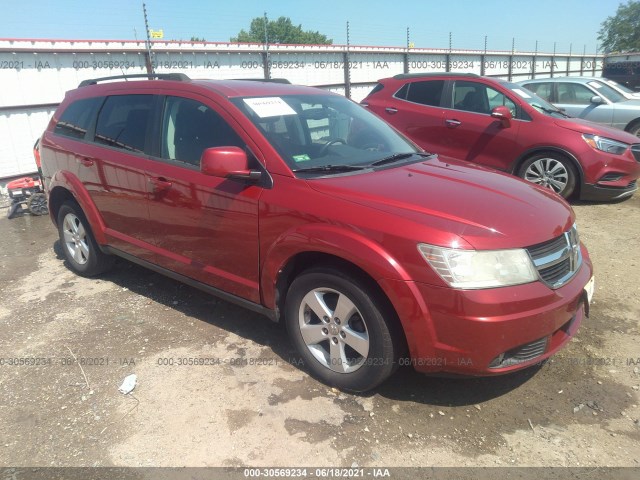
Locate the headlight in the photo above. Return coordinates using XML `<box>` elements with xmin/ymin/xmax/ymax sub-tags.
<box><xmin>582</xmin><ymin>134</ymin><xmax>628</xmax><ymax>155</ymax></box>
<box><xmin>418</xmin><ymin>244</ymin><xmax>538</xmax><ymax>289</ymax></box>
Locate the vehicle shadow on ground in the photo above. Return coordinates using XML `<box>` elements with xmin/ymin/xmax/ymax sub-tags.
<box><xmin>54</xmin><ymin>241</ymin><xmax>542</xmax><ymax>406</ymax></box>
<box><xmin>374</xmin><ymin>363</ymin><xmax>541</xmax><ymax>406</ymax></box>
<box><xmin>569</xmin><ymin>197</ymin><xmax>631</xmax><ymax>206</ymax></box>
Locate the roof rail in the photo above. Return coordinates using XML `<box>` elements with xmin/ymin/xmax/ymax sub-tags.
<box><xmin>232</xmin><ymin>78</ymin><xmax>291</xmax><ymax>84</ymax></box>
<box><xmin>78</xmin><ymin>73</ymin><xmax>191</xmax><ymax>87</ymax></box>
<box><xmin>392</xmin><ymin>72</ymin><xmax>479</xmax><ymax>80</ymax></box>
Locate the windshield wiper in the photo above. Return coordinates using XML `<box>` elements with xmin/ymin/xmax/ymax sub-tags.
<box><xmin>368</xmin><ymin>152</ymin><xmax>433</xmax><ymax>167</ymax></box>
<box><xmin>532</xmin><ymin>103</ymin><xmax>570</xmax><ymax>117</ymax></box>
<box><xmin>292</xmin><ymin>164</ymin><xmax>367</xmax><ymax>174</ymax></box>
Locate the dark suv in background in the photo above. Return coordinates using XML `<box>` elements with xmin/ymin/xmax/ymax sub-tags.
<box><xmin>362</xmin><ymin>73</ymin><xmax>640</xmax><ymax>200</ymax></box>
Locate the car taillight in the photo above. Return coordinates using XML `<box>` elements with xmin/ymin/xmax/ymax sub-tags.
<box><xmin>33</xmin><ymin>144</ymin><xmax>41</xmax><ymax>168</ymax></box>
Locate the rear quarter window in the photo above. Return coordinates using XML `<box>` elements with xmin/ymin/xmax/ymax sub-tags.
<box><xmin>368</xmin><ymin>83</ymin><xmax>385</xmax><ymax>96</ymax></box>
<box><xmin>54</xmin><ymin>97</ymin><xmax>102</xmax><ymax>139</ymax></box>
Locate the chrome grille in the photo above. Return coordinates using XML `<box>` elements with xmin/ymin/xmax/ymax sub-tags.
<box><xmin>527</xmin><ymin>234</ymin><xmax>567</xmax><ymax>259</ymax></box>
<box><xmin>631</xmin><ymin>144</ymin><xmax>640</xmax><ymax>162</ymax></box>
<box><xmin>527</xmin><ymin>225</ymin><xmax>581</xmax><ymax>289</ymax></box>
<box><xmin>489</xmin><ymin>337</ymin><xmax>548</xmax><ymax>368</ymax></box>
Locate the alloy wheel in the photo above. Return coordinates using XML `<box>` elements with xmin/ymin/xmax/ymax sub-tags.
<box><xmin>298</xmin><ymin>287</ymin><xmax>369</xmax><ymax>374</ymax></box>
<box><xmin>62</xmin><ymin>213</ymin><xmax>90</xmax><ymax>265</ymax></box>
<box><xmin>524</xmin><ymin>157</ymin><xmax>569</xmax><ymax>193</ymax></box>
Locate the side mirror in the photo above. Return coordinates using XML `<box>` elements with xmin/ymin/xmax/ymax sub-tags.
<box><xmin>201</xmin><ymin>147</ymin><xmax>262</xmax><ymax>182</ymax></box>
<box><xmin>491</xmin><ymin>106</ymin><xmax>512</xmax><ymax>127</ymax></box>
<box><xmin>590</xmin><ymin>95</ymin><xmax>604</xmax><ymax>105</ymax></box>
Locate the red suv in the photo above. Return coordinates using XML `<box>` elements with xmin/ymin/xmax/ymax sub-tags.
<box><xmin>40</xmin><ymin>74</ymin><xmax>594</xmax><ymax>391</ymax></box>
<box><xmin>362</xmin><ymin>73</ymin><xmax>640</xmax><ymax>200</ymax></box>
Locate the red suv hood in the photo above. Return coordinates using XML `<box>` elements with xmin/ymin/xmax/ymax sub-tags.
<box><xmin>555</xmin><ymin>117</ymin><xmax>639</xmax><ymax>142</ymax></box>
<box><xmin>306</xmin><ymin>156</ymin><xmax>574</xmax><ymax>250</ymax></box>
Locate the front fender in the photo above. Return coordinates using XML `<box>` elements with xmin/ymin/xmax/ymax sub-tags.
<box><xmin>261</xmin><ymin>224</ymin><xmax>412</xmax><ymax>304</ymax></box>
<box><xmin>49</xmin><ymin>171</ymin><xmax>107</xmax><ymax>245</ymax></box>
<box><xmin>261</xmin><ymin>224</ymin><xmax>436</xmax><ymax>360</ymax></box>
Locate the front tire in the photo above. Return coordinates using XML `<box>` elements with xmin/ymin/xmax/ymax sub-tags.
<box><xmin>57</xmin><ymin>201</ymin><xmax>114</xmax><ymax>277</ymax></box>
<box><xmin>518</xmin><ymin>153</ymin><xmax>577</xmax><ymax>198</ymax></box>
<box><xmin>626</xmin><ymin>120</ymin><xmax>640</xmax><ymax>137</ymax></box>
<box><xmin>285</xmin><ymin>268</ymin><xmax>399</xmax><ymax>392</ymax></box>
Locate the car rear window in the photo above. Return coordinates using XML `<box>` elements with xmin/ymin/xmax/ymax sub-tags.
<box><xmin>54</xmin><ymin>97</ymin><xmax>102</xmax><ymax>140</ymax></box>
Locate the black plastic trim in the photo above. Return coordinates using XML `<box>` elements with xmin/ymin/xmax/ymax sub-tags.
<box><xmin>393</xmin><ymin>72</ymin><xmax>479</xmax><ymax>80</ymax></box>
<box><xmin>79</xmin><ymin>73</ymin><xmax>190</xmax><ymax>87</ymax></box>
<box><xmin>579</xmin><ymin>183</ymin><xmax>638</xmax><ymax>201</ymax></box>
<box><xmin>103</xmin><ymin>246</ymin><xmax>277</xmax><ymax>322</ymax></box>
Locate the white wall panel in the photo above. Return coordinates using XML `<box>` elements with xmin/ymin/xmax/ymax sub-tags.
<box><xmin>0</xmin><ymin>107</ymin><xmax>54</xmax><ymax>178</ymax></box>
<box><xmin>0</xmin><ymin>40</ymin><xmax>603</xmax><ymax>178</ymax></box>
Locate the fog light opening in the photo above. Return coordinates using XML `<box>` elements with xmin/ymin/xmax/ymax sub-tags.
<box><xmin>489</xmin><ymin>353</ymin><xmax>505</xmax><ymax>368</ymax></box>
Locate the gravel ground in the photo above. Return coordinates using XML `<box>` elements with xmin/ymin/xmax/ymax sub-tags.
<box><xmin>0</xmin><ymin>193</ymin><xmax>638</xmax><ymax>470</ymax></box>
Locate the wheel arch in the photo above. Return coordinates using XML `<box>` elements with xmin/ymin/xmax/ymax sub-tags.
<box><xmin>48</xmin><ymin>186</ymin><xmax>75</xmax><ymax>225</ymax></box>
<box><xmin>261</xmin><ymin>226</ymin><xmax>417</xmax><ymax>349</ymax></box>
<box><xmin>511</xmin><ymin>147</ymin><xmax>584</xmax><ymax>193</ymax></box>
<box><xmin>272</xmin><ymin>251</ymin><xmax>410</xmax><ymax>360</ymax></box>
<box><xmin>47</xmin><ymin>171</ymin><xmax>107</xmax><ymax>244</ymax></box>
<box><xmin>624</xmin><ymin>117</ymin><xmax>640</xmax><ymax>134</ymax></box>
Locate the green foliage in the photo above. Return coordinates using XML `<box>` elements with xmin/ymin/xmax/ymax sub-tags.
<box><xmin>231</xmin><ymin>16</ymin><xmax>332</xmax><ymax>45</ymax></box>
<box><xmin>599</xmin><ymin>1</ymin><xmax>640</xmax><ymax>53</ymax></box>
<box><xmin>190</xmin><ymin>36</ymin><xmax>206</xmax><ymax>42</ymax></box>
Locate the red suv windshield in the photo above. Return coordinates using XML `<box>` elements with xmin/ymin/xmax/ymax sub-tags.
<box><xmin>231</xmin><ymin>94</ymin><xmax>418</xmax><ymax>172</ymax></box>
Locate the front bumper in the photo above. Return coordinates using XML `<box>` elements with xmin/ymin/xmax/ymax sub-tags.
<box><xmin>580</xmin><ymin>181</ymin><xmax>637</xmax><ymax>201</ymax></box>
<box><xmin>380</xmin><ymin>252</ymin><xmax>593</xmax><ymax>375</ymax></box>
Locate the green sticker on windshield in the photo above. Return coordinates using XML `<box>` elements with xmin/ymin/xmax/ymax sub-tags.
<box><xmin>293</xmin><ymin>154</ymin><xmax>311</xmax><ymax>163</ymax></box>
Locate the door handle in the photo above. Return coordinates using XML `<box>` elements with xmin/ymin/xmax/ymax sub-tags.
<box><xmin>385</xmin><ymin>107</ymin><xmax>398</xmax><ymax>114</ymax></box>
<box><xmin>76</xmin><ymin>156</ymin><xmax>94</xmax><ymax>167</ymax></box>
<box><xmin>149</xmin><ymin>177</ymin><xmax>172</xmax><ymax>191</ymax></box>
<box><xmin>445</xmin><ymin>119</ymin><xmax>462</xmax><ymax>127</ymax></box>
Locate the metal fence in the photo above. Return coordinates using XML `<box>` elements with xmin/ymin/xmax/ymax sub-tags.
<box><xmin>0</xmin><ymin>38</ymin><xmax>604</xmax><ymax>178</ymax></box>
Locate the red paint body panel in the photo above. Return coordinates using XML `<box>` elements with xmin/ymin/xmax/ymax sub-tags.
<box><xmin>363</xmin><ymin>74</ymin><xmax>640</xmax><ymax>200</ymax></box>
<box><xmin>40</xmin><ymin>77</ymin><xmax>595</xmax><ymax>379</ymax></box>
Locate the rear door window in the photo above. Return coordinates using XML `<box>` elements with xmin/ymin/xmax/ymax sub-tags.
<box><xmin>94</xmin><ymin>95</ymin><xmax>155</xmax><ymax>154</ymax></box>
<box><xmin>404</xmin><ymin>80</ymin><xmax>445</xmax><ymax>106</ymax></box>
<box><xmin>523</xmin><ymin>83</ymin><xmax>552</xmax><ymax>101</ymax></box>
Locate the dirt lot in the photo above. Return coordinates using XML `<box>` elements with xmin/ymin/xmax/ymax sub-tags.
<box><xmin>0</xmin><ymin>193</ymin><xmax>639</xmax><ymax>470</ymax></box>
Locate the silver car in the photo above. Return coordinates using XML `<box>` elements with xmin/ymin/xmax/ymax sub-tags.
<box><xmin>517</xmin><ymin>77</ymin><xmax>640</xmax><ymax>136</ymax></box>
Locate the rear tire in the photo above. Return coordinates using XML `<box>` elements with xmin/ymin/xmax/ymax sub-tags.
<box><xmin>57</xmin><ymin>201</ymin><xmax>114</xmax><ymax>277</ymax></box>
<box><xmin>518</xmin><ymin>152</ymin><xmax>577</xmax><ymax>199</ymax></box>
<box><xmin>285</xmin><ymin>267</ymin><xmax>400</xmax><ymax>392</ymax></box>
